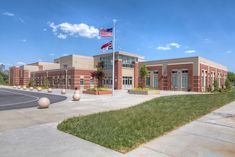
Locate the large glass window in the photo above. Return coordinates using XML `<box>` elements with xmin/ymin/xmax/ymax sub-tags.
<box><xmin>153</xmin><ymin>71</ymin><xmax>158</xmax><ymax>88</ymax></box>
<box><xmin>172</xmin><ymin>71</ymin><xmax>178</xmax><ymax>88</ymax></box>
<box><xmin>90</xmin><ymin>78</ymin><xmax>94</xmax><ymax>86</ymax></box>
<box><xmin>145</xmin><ymin>72</ymin><xmax>150</xmax><ymax>87</ymax></box>
<box><xmin>182</xmin><ymin>70</ymin><xmax>188</xmax><ymax>89</ymax></box>
<box><xmin>100</xmin><ymin>56</ymin><xmax>113</xmax><ymax>69</ymax></box>
<box><xmin>80</xmin><ymin>78</ymin><xmax>84</xmax><ymax>85</ymax></box>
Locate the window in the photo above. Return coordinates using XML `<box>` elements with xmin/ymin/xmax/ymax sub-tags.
<box><xmin>218</xmin><ymin>73</ymin><xmax>221</xmax><ymax>88</ymax></box>
<box><xmin>182</xmin><ymin>70</ymin><xmax>188</xmax><ymax>88</ymax></box>
<box><xmin>90</xmin><ymin>79</ymin><xmax>94</xmax><ymax>86</ymax></box>
<box><xmin>80</xmin><ymin>79</ymin><xmax>84</xmax><ymax>85</ymax></box>
<box><xmin>153</xmin><ymin>71</ymin><xmax>158</xmax><ymax>88</ymax></box>
<box><xmin>122</xmin><ymin>77</ymin><xmax>133</xmax><ymax>85</ymax></box>
<box><xmin>172</xmin><ymin>71</ymin><xmax>178</xmax><ymax>88</ymax></box>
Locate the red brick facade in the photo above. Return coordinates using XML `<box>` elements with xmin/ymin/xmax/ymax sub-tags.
<box><xmin>9</xmin><ymin>67</ymin><xmax>30</xmax><ymax>86</ymax></box>
<box><xmin>114</xmin><ymin>60</ymin><xmax>122</xmax><ymax>89</ymax></box>
<box><xmin>200</xmin><ymin>63</ymin><xmax>227</xmax><ymax>92</ymax></box>
<box><xmin>31</xmin><ymin>68</ymin><xmax>96</xmax><ymax>90</ymax></box>
<box><xmin>147</xmin><ymin>66</ymin><xmax>163</xmax><ymax>90</ymax></box>
<box><xmin>143</xmin><ymin>63</ymin><xmax>227</xmax><ymax>92</ymax></box>
<box><xmin>167</xmin><ymin>64</ymin><xmax>193</xmax><ymax>91</ymax></box>
<box><xmin>9</xmin><ymin>55</ymin><xmax>228</xmax><ymax>92</ymax></box>
<box><xmin>134</xmin><ymin>62</ymin><xmax>139</xmax><ymax>88</ymax></box>
<box><xmin>9</xmin><ymin>67</ymin><xmax>20</xmax><ymax>85</ymax></box>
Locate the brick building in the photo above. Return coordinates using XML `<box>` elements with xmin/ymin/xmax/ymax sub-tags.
<box><xmin>9</xmin><ymin>52</ymin><xmax>228</xmax><ymax>92</ymax></box>
<box><xmin>140</xmin><ymin>56</ymin><xmax>228</xmax><ymax>92</ymax></box>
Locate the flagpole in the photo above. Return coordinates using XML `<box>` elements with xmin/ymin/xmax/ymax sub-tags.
<box><xmin>112</xmin><ymin>19</ymin><xmax>116</xmax><ymax>96</ymax></box>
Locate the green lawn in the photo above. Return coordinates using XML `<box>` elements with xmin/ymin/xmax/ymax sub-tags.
<box><xmin>58</xmin><ymin>89</ymin><xmax>235</xmax><ymax>153</ymax></box>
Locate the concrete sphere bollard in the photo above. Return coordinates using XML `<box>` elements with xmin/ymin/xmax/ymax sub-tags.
<box><xmin>38</xmin><ymin>97</ymin><xmax>50</xmax><ymax>109</ymax></box>
<box><xmin>23</xmin><ymin>86</ymin><xmax>27</xmax><ymax>90</ymax></box>
<box><xmin>17</xmin><ymin>86</ymin><xmax>21</xmax><ymax>89</ymax></box>
<box><xmin>30</xmin><ymin>87</ymin><xmax>34</xmax><ymax>91</ymax></box>
<box><xmin>61</xmin><ymin>89</ymin><xmax>66</xmax><ymax>95</ymax></box>
<box><xmin>13</xmin><ymin>86</ymin><xmax>16</xmax><ymax>89</ymax></box>
<box><xmin>73</xmin><ymin>93</ymin><xmax>80</xmax><ymax>101</ymax></box>
<box><xmin>48</xmin><ymin>88</ymin><xmax>52</xmax><ymax>93</ymax></box>
<box><xmin>37</xmin><ymin>87</ymin><xmax>42</xmax><ymax>92</ymax></box>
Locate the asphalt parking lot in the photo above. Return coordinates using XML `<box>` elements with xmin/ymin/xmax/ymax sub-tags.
<box><xmin>0</xmin><ymin>88</ymin><xmax>67</xmax><ymax>111</ymax></box>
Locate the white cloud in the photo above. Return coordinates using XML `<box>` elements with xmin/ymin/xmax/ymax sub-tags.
<box><xmin>169</xmin><ymin>42</ymin><xmax>181</xmax><ymax>48</ymax></box>
<box><xmin>63</xmin><ymin>54</ymin><xmax>68</xmax><ymax>56</ymax></box>
<box><xmin>185</xmin><ymin>50</ymin><xmax>196</xmax><ymax>53</ymax></box>
<box><xmin>43</xmin><ymin>28</ymin><xmax>47</xmax><ymax>31</ymax></box>
<box><xmin>49</xmin><ymin>53</ymin><xmax>55</xmax><ymax>56</ymax></box>
<box><xmin>226</xmin><ymin>50</ymin><xmax>232</xmax><ymax>53</ymax></box>
<box><xmin>57</xmin><ymin>33</ymin><xmax>67</xmax><ymax>39</ymax></box>
<box><xmin>22</xmin><ymin>39</ymin><xmax>27</xmax><ymax>42</ymax></box>
<box><xmin>157</xmin><ymin>42</ymin><xmax>181</xmax><ymax>51</ymax></box>
<box><xmin>2</xmin><ymin>12</ymin><xmax>15</xmax><ymax>16</ymax></box>
<box><xmin>157</xmin><ymin>46</ymin><xmax>171</xmax><ymax>51</ymax></box>
<box><xmin>16</xmin><ymin>61</ymin><xmax>25</xmax><ymax>65</ymax></box>
<box><xmin>49</xmin><ymin>22</ymin><xmax>99</xmax><ymax>39</ymax></box>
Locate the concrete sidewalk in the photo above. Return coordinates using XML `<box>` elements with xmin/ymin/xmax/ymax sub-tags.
<box><xmin>0</xmin><ymin>86</ymin><xmax>195</xmax><ymax>132</ymax></box>
<box><xmin>1</xmin><ymin>86</ymin><xmax>233</xmax><ymax>157</ymax></box>
<box><xmin>0</xmin><ymin>101</ymin><xmax>235</xmax><ymax>157</ymax></box>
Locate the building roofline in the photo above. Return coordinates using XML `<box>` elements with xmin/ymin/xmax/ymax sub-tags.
<box><xmin>93</xmin><ymin>51</ymin><xmax>144</xmax><ymax>59</ymax></box>
<box><xmin>54</xmin><ymin>54</ymin><xmax>94</xmax><ymax>60</ymax></box>
<box><xmin>140</xmin><ymin>56</ymin><xmax>199</xmax><ymax>63</ymax></box>
<box><xmin>141</xmin><ymin>56</ymin><xmax>228</xmax><ymax>71</ymax></box>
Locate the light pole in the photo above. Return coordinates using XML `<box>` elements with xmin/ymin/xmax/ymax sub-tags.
<box><xmin>65</xmin><ymin>69</ymin><xmax>68</xmax><ymax>89</ymax></box>
<box><xmin>112</xmin><ymin>19</ymin><xmax>117</xmax><ymax>96</ymax></box>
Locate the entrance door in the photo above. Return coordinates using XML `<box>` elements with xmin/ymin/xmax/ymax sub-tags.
<box><xmin>122</xmin><ymin>76</ymin><xmax>133</xmax><ymax>89</ymax></box>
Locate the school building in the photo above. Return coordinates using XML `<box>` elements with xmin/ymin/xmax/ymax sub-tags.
<box><xmin>9</xmin><ymin>51</ymin><xmax>228</xmax><ymax>92</ymax></box>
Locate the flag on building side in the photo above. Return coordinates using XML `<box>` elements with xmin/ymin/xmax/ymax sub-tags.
<box><xmin>101</xmin><ymin>41</ymin><xmax>112</xmax><ymax>50</ymax></box>
<box><xmin>99</xmin><ymin>28</ymin><xmax>113</xmax><ymax>37</ymax></box>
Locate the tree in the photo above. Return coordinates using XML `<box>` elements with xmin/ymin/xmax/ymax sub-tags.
<box><xmin>43</xmin><ymin>78</ymin><xmax>49</xmax><ymax>88</ymax></box>
<box><xmin>0</xmin><ymin>75</ymin><xmax>4</xmax><ymax>85</ymax></box>
<box><xmin>225</xmin><ymin>79</ymin><xmax>232</xmax><ymax>90</ymax></box>
<box><xmin>227</xmin><ymin>72</ymin><xmax>235</xmax><ymax>85</ymax></box>
<box><xmin>91</xmin><ymin>68</ymin><xmax>105</xmax><ymax>88</ymax></box>
<box><xmin>139</xmin><ymin>64</ymin><xmax>148</xmax><ymax>88</ymax></box>
<box><xmin>0</xmin><ymin>72</ymin><xmax>8</xmax><ymax>85</ymax></box>
<box><xmin>28</xmin><ymin>78</ymin><xmax>35</xmax><ymax>87</ymax></box>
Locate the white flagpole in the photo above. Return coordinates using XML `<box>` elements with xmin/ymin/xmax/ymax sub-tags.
<box><xmin>112</xmin><ymin>19</ymin><xmax>116</xmax><ymax>96</ymax></box>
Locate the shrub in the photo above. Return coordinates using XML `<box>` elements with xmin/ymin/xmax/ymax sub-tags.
<box><xmin>207</xmin><ymin>85</ymin><xmax>212</xmax><ymax>92</ymax></box>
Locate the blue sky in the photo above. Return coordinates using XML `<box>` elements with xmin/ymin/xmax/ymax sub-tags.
<box><xmin>0</xmin><ymin>0</ymin><xmax>235</xmax><ymax>72</ymax></box>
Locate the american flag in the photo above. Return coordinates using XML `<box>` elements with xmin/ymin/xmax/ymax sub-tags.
<box><xmin>99</xmin><ymin>28</ymin><xmax>113</xmax><ymax>37</ymax></box>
